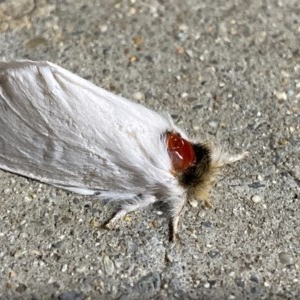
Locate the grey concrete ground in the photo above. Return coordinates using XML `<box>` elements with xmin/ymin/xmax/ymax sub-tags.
<box><xmin>0</xmin><ymin>0</ymin><xmax>299</xmax><ymax>299</ymax></box>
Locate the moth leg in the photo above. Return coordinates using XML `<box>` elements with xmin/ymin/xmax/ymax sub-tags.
<box><xmin>104</xmin><ymin>195</ymin><xmax>156</xmax><ymax>229</ymax></box>
<box><xmin>203</xmin><ymin>198</ymin><xmax>213</xmax><ymax>208</ymax></box>
<box><xmin>169</xmin><ymin>198</ymin><xmax>186</xmax><ymax>243</ymax></box>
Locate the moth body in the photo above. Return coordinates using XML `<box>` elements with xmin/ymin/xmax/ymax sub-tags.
<box><xmin>0</xmin><ymin>60</ymin><xmax>245</xmax><ymax>240</ymax></box>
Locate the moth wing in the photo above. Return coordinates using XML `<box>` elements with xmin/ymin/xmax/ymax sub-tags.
<box><xmin>0</xmin><ymin>61</ymin><xmax>179</xmax><ymax>197</ymax></box>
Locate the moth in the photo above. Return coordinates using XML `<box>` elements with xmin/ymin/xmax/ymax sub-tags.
<box><xmin>0</xmin><ymin>60</ymin><xmax>245</xmax><ymax>241</ymax></box>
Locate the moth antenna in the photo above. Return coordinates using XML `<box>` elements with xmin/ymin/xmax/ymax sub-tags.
<box><xmin>211</xmin><ymin>146</ymin><xmax>249</xmax><ymax>167</ymax></box>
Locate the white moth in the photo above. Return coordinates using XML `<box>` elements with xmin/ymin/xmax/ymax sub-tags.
<box><xmin>0</xmin><ymin>60</ymin><xmax>245</xmax><ymax>241</ymax></box>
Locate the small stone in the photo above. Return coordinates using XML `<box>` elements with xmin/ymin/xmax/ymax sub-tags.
<box><xmin>6</xmin><ymin>282</ymin><xmax>14</xmax><ymax>289</ymax></box>
<box><xmin>208</xmin><ymin>250</ymin><xmax>219</xmax><ymax>258</ymax></box>
<box><xmin>24</xmin><ymin>37</ymin><xmax>47</xmax><ymax>49</ymax></box>
<box><xmin>52</xmin><ymin>241</ymin><xmax>63</xmax><ymax>249</ymax></box>
<box><xmin>189</xmin><ymin>228</ymin><xmax>197</xmax><ymax>238</ymax></box>
<box><xmin>134</xmin><ymin>272</ymin><xmax>161</xmax><ymax>295</ymax></box>
<box><xmin>248</xmin><ymin>182</ymin><xmax>265</xmax><ymax>189</ymax></box>
<box><xmin>73</xmin><ymin>198</ymin><xmax>80</xmax><ymax>204</ymax></box>
<box><xmin>19</xmin><ymin>233</ymin><xmax>28</xmax><ymax>239</ymax></box>
<box><xmin>175</xmin><ymin>75</ymin><xmax>181</xmax><ymax>81</ymax></box>
<box><xmin>128</xmin><ymin>7</ymin><xmax>136</xmax><ymax>15</ymax></box>
<box><xmin>251</xmin><ymin>286</ymin><xmax>260</xmax><ymax>294</ymax></box>
<box><xmin>250</xmin><ymin>275</ymin><xmax>259</xmax><ymax>283</ymax></box>
<box><xmin>278</xmin><ymin>138</ymin><xmax>288</xmax><ymax>145</ymax></box>
<box><xmin>278</xmin><ymin>252</ymin><xmax>294</xmax><ymax>265</ymax></box>
<box><xmin>151</xmin><ymin>220</ymin><xmax>159</xmax><ymax>228</ymax></box>
<box><xmin>234</xmin><ymin>277</ymin><xmax>245</xmax><ymax>288</ymax></box>
<box><xmin>165</xmin><ymin>253</ymin><xmax>173</xmax><ymax>263</ymax></box>
<box><xmin>16</xmin><ymin>283</ymin><xmax>27</xmax><ymax>293</ymax></box>
<box><xmin>204</xmin><ymin>282</ymin><xmax>210</xmax><ymax>288</ymax></box>
<box><xmin>8</xmin><ymin>270</ymin><xmax>16</xmax><ymax>278</ymax></box>
<box><xmin>179</xmin><ymin>24</ymin><xmax>189</xmax><ymax>31</ymax></box>
<box><xmin>232</xmin><ymin>103</ymin><xmax>240</xmax><ymax>110</ymax></box>
<box><xmin>129</xmin><ymin>55</ymin><xmax>138</xmax><ymax>63</ymax></box>
<box><xmin>274</xmin><ymin>90</ymin><xmax>287</xmax><ymax>101</ymax></box>
<box><xmin>61</xmin><ymin>264</ymin><xmax>68</xmax><ymax>272</ymax></box>
<box><xmin>24</xmin><ymin>196</ymin><xmax>32</xmax><ymax>202</ymax></box>
<box><xmin>201</xmin><ymin>220</ymin><xmax>212</xmax><ymax>228</ymax></box>
<box><xmin>99</xmin><ymin>25</ymin><xmax>108</xmax><ymax>33</ymax></box>
<box><xmin>124</xmin><ymin>215</ymin><xmax>132</xmax><ymax>222</ymax></box>
<box><xmin>103</xmin><ymin>255</ymin><xmax>115</xmax><ymax>275</ymax></box>
<box><xmin>186</xmin><ymin>49</ymin><xmax>193</xmax><ymax>58</ymax></box>
<box><xmin>209</xmin><ymin>120</ymin><xmax>218</xmax><ymax>128</ymax></box>
<box><xmin>39</xmin><ymin>260</ymin><xmax>46</xmax><ymax>268</ymax></box>
<box><xmin>229</xmin><ymin>271</ymin><xmax>235</xmax><ymax>277</ymax></box>
<box><xmin>257</xmin><ymin>175</ymin><xmax>263</xmax><ymax>181</ymax></box>
<box><xmin>14</xmin><ymin>250</ymin><xmax>25</xmax><ymax>259</ymax></box>
<box><xmin>132</xmin><ymin>92</ymin><xmax>144</xmax><ymax>101</ymax></box>
<box><xmin>251</xmin><ymin>195</ymin><xmax>262</xmax><ymax>203</ymax></box>
<box><xmin>281</xmin><ymin>70</ymin><xmax>290</xmax><ymax>78</ymax></box>
<box><xmin>189</xmin><ymin>199</ymin><xmax>198</xmax><ymax>208</ymax></box>
<box><xmin>208</xmin><ymin>280</ymin><xmax>217</xmax><ymax>287</ymax></box>
<box><xmin>3</xmin><ymin>188</ymin><xmax>11</xmax><ymax>195</ymax></box>
<box><xmin>181</xmin><ymin>92</ymin><xmax>188</xmax><ymax>98</ymax></box>
<box><xmin>58</xmin><ymin>291</ymin><xmax>85</xmax><ymax>300</ymax></box>
<box><xmin>76</xmin><ymin>265</ymin><xmax>87</xmax><ymax>273</ymax></box>
<box><xmin>132</xmin><ymin>36</ymin><xmax>143</xmax><ymax>46</ymax></box>
<box><xmin>175</xmin><ymin>47</ymin><xmax>184</xmax><ymax>55</ymax></box>
<box><xmin>89</xmin><ymin>218</ymin><xmax>101</xmax><ymax>228</ymax></box>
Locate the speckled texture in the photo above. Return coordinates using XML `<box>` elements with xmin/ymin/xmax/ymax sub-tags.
<box><xmin>0</xmin><ymin>0</ymin><xmax>299</xmax><ymax>299</ymax></box>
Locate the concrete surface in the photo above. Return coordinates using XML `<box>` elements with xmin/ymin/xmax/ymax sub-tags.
<box><xmin>0</xmin><ymin>0</ymin><xmax>299</xmax><ymax>299</ymax></box>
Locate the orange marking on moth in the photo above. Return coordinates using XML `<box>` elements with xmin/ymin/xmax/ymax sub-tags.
<box><xmin>166</xmin><ymin>132</ymin><xmax>196</xmax><ymax>172</ymax></box>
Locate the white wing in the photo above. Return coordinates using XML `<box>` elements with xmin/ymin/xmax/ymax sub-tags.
<box><xmin>0</xmin><ymin>60</ymin><xmax>183</xmax><ymax>199</ymax></box>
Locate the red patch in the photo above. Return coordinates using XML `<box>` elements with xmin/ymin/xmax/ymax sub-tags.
<box><xmin>166</xmin><ymin>132</ymin><xmax>196</xmax><ymax>172</ymax></box>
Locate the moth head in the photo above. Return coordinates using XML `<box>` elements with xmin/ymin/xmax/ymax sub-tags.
<box><xmin>166</xmin><ymin>131</ymin><xmax>247</xmax><ymax>207</ymax></box>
